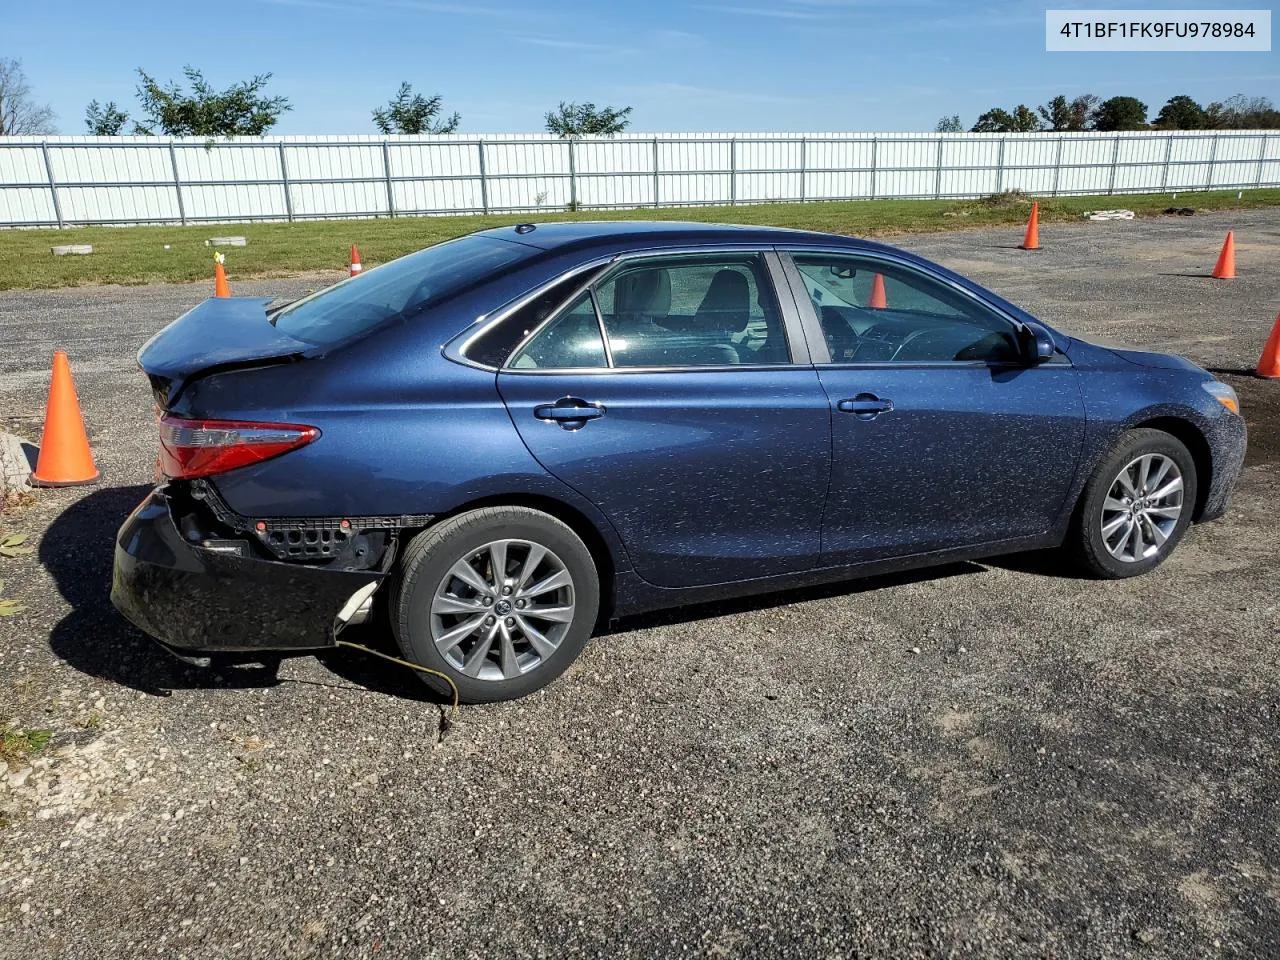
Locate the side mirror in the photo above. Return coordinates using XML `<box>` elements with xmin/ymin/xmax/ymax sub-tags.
<box><xmin>1020</xmin><ymin>321</ymin><xmax>1057</xmax><ymax>364</ymax></box>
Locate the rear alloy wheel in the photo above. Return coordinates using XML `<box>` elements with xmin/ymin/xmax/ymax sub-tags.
<box><xmin>391</xmin><ymin>507</ymin><xmax>599</xmax><ymax>703</ymax></box>
<box><xmin>1071</xmin><ymin>428</ymin><xmax>1198</xmax><ymax>579</ymax></box>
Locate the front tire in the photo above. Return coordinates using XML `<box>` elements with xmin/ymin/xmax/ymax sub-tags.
<box><xmin>390</xmin><ymin>507</ymin><xmax>600</xmax><ymax>703</ymax></box>
<box><xmin>1070</xmin><ymin>428</ymin><xmax>1198</xmax><ymax>579</ymax></box>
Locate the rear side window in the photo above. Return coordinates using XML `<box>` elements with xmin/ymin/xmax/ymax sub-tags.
<box><xmin>508</xmin><ymin>254</ymin><xmax>789</xmax><ymax>370</ymax></box>
<box><xmin>597</xmin><ymin>256</ymin><xmax>789</xmax><ymax>367</ymax></box>
<box><xmin>465</xmin><ymin>265</ymin><xmax>606</xmax><ymax>368</ymax></box>
<box><xmin>509</xmin><ymin>294</ymin><xmax>607</xmax><ymax>369</ymax></box>
<box><xmin>271</xmin><ymin>236</ymin><xmax>533</xmax><ymax>347</ymax></box>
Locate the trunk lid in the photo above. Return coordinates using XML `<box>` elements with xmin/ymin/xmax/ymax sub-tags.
<box><xmin>138</xmin><ymin>297</ymin><xmax>315</xmax><ymax>406</ymax></box>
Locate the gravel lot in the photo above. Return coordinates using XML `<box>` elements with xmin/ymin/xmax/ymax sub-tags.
<box><xmin>1</xmin><ymin>209</ymin><xmax>1278</xmax><ymax>959</ymax></box>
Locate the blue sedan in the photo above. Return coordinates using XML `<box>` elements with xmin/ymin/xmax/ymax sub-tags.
<box><xmin>111</xmin><ymin>222</ymin><xmax>1246</xmax><ymax>702</ymax></box>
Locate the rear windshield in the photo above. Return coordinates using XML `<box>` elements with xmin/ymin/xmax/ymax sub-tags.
<box><xmin>270</xmin><ymin>235</ymin><xmax>533</xmax><ymax>346</ymax></box>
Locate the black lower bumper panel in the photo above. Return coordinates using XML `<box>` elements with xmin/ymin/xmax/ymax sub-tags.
<box><xmin>111</xmin><ymin>490</ymin><xmax>382</xmax><ymax>654</ymax></box>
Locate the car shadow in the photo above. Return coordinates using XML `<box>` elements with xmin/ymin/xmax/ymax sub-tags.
<box><xmin>605</xmin><ymin>561</ymin><xmax>987</xmax><ymax>635</ymax></box>
<box><xmin>983</xmin><ymin>548</ymin><xmax>1087</xmax><ymax>579</ymax></box>
<box><xmin>43</xmin><ymin>485</ymin><xmax>224</xmax><ymax>696</ymax></box>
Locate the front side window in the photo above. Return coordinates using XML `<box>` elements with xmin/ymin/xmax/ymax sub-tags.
<box><xmin>792</xmin><ymin>254</ymin><xmax>1021</xmax><ymax>364</ymax></box>
<box><xmin>595</xmin><ymin>255</ymin><xmax>789</xmax><ymax>368</ymax></box>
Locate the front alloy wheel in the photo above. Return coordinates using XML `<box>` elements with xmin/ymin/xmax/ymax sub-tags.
<box><xmin>1099</xmin><ymin>453</ymin><xmax>1185</xmax><ymax>563</ymax></box>
<box><xmin>1071</xmin><ymin>428</ymin><xmax>1198</xmax><ymax>579</ymax></box>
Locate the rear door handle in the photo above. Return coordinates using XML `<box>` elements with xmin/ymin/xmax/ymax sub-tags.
<box><xmin>533</xmin><ymin>398</ymin><xmax>606</xmax><ymax>430</ymax></box>
<box><xmin>836</xmin><ymin>394</ymin><xmax>894</xmax><ymax>420</ymax></box>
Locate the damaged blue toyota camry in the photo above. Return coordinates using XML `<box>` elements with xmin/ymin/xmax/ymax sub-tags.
<box><xmin>111</xmin><ymin>221</ymin><xmax>1246</xmax><ymax>702</ymax></box>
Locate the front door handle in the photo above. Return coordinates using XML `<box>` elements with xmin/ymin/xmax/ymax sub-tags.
<box><xmin>533</xmin><ymin>398</ymin><xmax>606</xmax><ymax>430</ymax></box>
<box><xmin>837</xmin><ymin>394</ymin><xmax>894</xmax><ymax>420</ymax></box>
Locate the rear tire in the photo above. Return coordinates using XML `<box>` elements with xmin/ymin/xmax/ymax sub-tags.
<box><xmin>390</xmin><ymin>507</ymin><xmax>600</xmax><ymax>703</ymax></box>
<box><xmin>1069</xmin><ymin>428</ymin><xmax>1198</xmax><ymax>579</ymax></box>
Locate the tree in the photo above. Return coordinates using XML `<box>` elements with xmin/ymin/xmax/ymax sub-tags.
<box><xmin>1205</xmin><ymin>94</ymin><xmax>1280</xmax><ymax>129</ymax></box>
<box><xmin>1153</xmin><ymin>95</ymin><xmax>1206</xmax><ymax>130</ymax></box>
<box><xmin>1037</xmin><ymin>94</ymin><xmax>1098</xmax><ymax>131</ymax></box>
<box><xmin>85</xmin><ymin>100</ymin><xmax>129</xmax><ymax>135</ymax></box>
<box><xmin>0</xmin><ymin>58</ymin><xmax>56</xmax><ymax>135</ymax></box>
<box><xmin>934</xmin><ymin>114</ymin><xmax>963</xmax><ymax>133</ymax></box>
<box><xmin>372</xmin><ymin>82</ymin><xmax>460</xmax><ymax>135</ymax></box>
<box><xmin>133</xmin><ymin>67</ymin><xmax>290</xmax><ymax>136</ymax></box>
<box><xmin>970</xmin><ymin>105</ymin><xmax>1042</xmax><ymax>133</ymax></box>
<box><xmin>1090</xmin><ymin>96</ymin><xmax>1148</xmax><ymax>131</ymax></box>
<box><xmin>545</xmin><ymin>101</ymin><xmax>633</xmax><ymax>138</ymax></box>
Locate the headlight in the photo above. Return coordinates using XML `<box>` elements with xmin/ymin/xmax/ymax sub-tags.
<box><xmin>1201</xmin><ymin>380</ymin><xmax>1240</xmax><ymax>414</ymax></box>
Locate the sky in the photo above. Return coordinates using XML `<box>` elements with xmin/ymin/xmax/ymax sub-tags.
<box><xmin>6</xmin><ymin>0</ymin><xmax>1278</xmax><ymax>134</ymax></box>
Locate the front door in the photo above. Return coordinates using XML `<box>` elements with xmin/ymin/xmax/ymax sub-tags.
<box><xmin>498</xmin><ymin>252</ymin><xmax>830</xmax><ymax>588</ymax></box>
<box><xmin>782</xmin><ymin>250</ymin><xmax>1086</xmax><ymax>565</ymax></box>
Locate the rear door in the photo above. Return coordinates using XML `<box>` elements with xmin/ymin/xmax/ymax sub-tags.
<box><xmin>778</xmin><ymin>248</ymin><xmax>1086</xmax><ymax>565</ymax></box>
<box><xmin>496</xmin><ymin>251</ymin><xmax>831</xmax><ymax>588</ymax></box>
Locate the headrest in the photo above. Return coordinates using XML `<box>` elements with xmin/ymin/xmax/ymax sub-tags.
<box><xmin>695</xmin><ymin>269</ymin><xmax>751</xmax><ymax>332</ymax></box>
<box><xmin>614</xmin><ymin>268</ymin><xmax>671</xmax><ymax>317</ymax></box>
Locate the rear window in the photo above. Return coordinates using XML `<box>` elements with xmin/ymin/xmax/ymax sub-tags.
<box><xmin>270</xmin><ymin>235</ymin><xmax>533</xmax><ymax>347</ymax></box>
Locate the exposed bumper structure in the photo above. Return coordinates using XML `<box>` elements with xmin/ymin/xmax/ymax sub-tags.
<box><xmin>111</xmin><ymin>489</ymin><xmax>383</xmax><ymax>655</ymax></box>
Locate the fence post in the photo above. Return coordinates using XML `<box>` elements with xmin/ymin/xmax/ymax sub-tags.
<box><xmin>870</xmin><ymin>136</ymin><xmax>877</xmax><ymax>200</ymax></box>
<box><xmin>278</xmin><ymin>142</ymin><xmax>294</xmax><ymax>222</ymax></box>
<box><xmin>477</xmin><ymin>141</ymin><xmax>489</xmax><ymax>215</ymax></box>
<box><xmin>1205</xmin><ymin>132</ymin><xmax>1220</xmax><ymax>191</ymax></box>
<box><xmin>799</xmin><ymin>136</ymin><xmax>806</xmax><ymax>202</ymax></box>
<box><xmin>1051</xmin><ymin>137</ymin><xmax>1064</xmax><ymax>196</ymax></box>
<box><xmin>381</xmin><ymin>140</ymin><xmax>396</xmax><ymax>217</ymax></box>
<box><xmin>1160</xmin><ymin>134</ymin><xmax>1174</xmax><ymax>192</ymax></box>
<box><xmin>1106</xmin><ymin>135</ymin><xmax>1121</xmax><ymax>194</ymax></box>
<box><xmin>995</xmin><ymin>137</ymin><xmax>1006</xmax><ymax>193</ymax></box>
<box><xmin>167</xmin><ymin>141</ymin><xmax>187</xmax><ymax>226</ymax></box>
<box><xmin>934</xmin><ymin>136</ymin><xmax>944</xmax><ymax>199</ymax></box>
<box><xmin>1258</xmin><ymin>133</ymin><xmax>1269</xmax><ymax>188</ymax></box>
<box><xmin>567</xmin><ymin>137</ymin><xmax>578</xmax><ymax>209</ymax></box>
<box><xmin>729</xmin><ymin>137</ymin><xmax>737</xmax><ymax>205</ymax></box>
<box><xmin>652</xmin><ymin>137</ymin><xmax>660</xmax><ymax>208</ymax></box>
<box><xmin>40</xmin><ymin>141</ymin><xmax>64</xmax><ymax>229</ymax></box>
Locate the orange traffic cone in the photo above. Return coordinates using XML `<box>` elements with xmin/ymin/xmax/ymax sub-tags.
<box><xmin>31</xmin><ymin>351</ymin><xmax>99</xmax><ymax>487</ymax></box>
<box><xmin>1020</xmin><ymin>202</ymin><xmax>1040</xmax><ymax>250</ymax></box>
<box><xmin>349</xmin><ymin>244</ymin><xmax>363</xmax><ymax>277</ymax></box>
<box><xmin>1212</xmin><ymin>231</ymin><xmax>1235</xmax><ymax>279</ymax></box>
<box><xmin>1258</xmin><ymin>313</ymin><xmax>1280</xmax><ymax>379</ymax></box>
<box><xmin>213</xmin><ymin>252</ymin><xmax>231</xmax><ymax>298</ymax></box>
<box><xmin>867</xmin><ymin>272</ymin><xmax>888</xmax><ymax>309</ymax></box>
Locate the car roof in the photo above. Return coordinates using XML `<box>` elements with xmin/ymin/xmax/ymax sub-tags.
<box><xmin>474</xmin><ymin>220</ymin><xmax>886</xmax><ymax>254</ymax></box>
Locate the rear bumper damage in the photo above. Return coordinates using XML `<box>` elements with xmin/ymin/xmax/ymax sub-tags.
<box><xmin>111</xmin><ymin>489</ymin><xmax>383</xmax><ymax>657</ymax></box>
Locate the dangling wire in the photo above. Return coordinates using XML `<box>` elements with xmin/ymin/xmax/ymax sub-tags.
<box><xmin>333</xmin><ymin>639</ymin><xmax>459</xmax><ymax>718</ymax></box>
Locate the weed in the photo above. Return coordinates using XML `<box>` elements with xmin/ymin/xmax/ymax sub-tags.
<box><xmin>0</xmin><ymin>725</ymin><xmax>52</xmax><ymax>767</ymax></box>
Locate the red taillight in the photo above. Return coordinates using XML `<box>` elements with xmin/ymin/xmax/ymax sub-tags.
<box><xmin>157</xmin><ymin>416</ymin><xmax>320</xmax><ymax>479</ymax></box>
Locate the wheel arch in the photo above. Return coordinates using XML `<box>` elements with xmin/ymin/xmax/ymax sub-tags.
<box><xmin>418</xmin><ymin>493</ymin><xmax>620</xmax><ymax>627</ymax></box>
<box><xmin>1132</xmin><ymin>415</ymin><xmax>1213</xmax><ymax>520</ymax></box>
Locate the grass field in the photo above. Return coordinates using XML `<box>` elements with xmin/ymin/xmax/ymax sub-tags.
<box><xmin>1</xmin><ymin>188</ymin><xmax>1275</xmax><ymax>291</ymax></box>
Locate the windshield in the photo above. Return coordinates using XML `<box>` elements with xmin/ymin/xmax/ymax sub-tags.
<box><xmin>270</xmin><ymin>235</ymin><xmax>533</xmax><ymax>346</ymax></box>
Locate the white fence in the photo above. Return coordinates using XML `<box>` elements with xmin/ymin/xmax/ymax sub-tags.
<box><xmin>0</xmin><ymin>130</ymin><xmax>1276</xmax><ymax>228</ymax></box>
